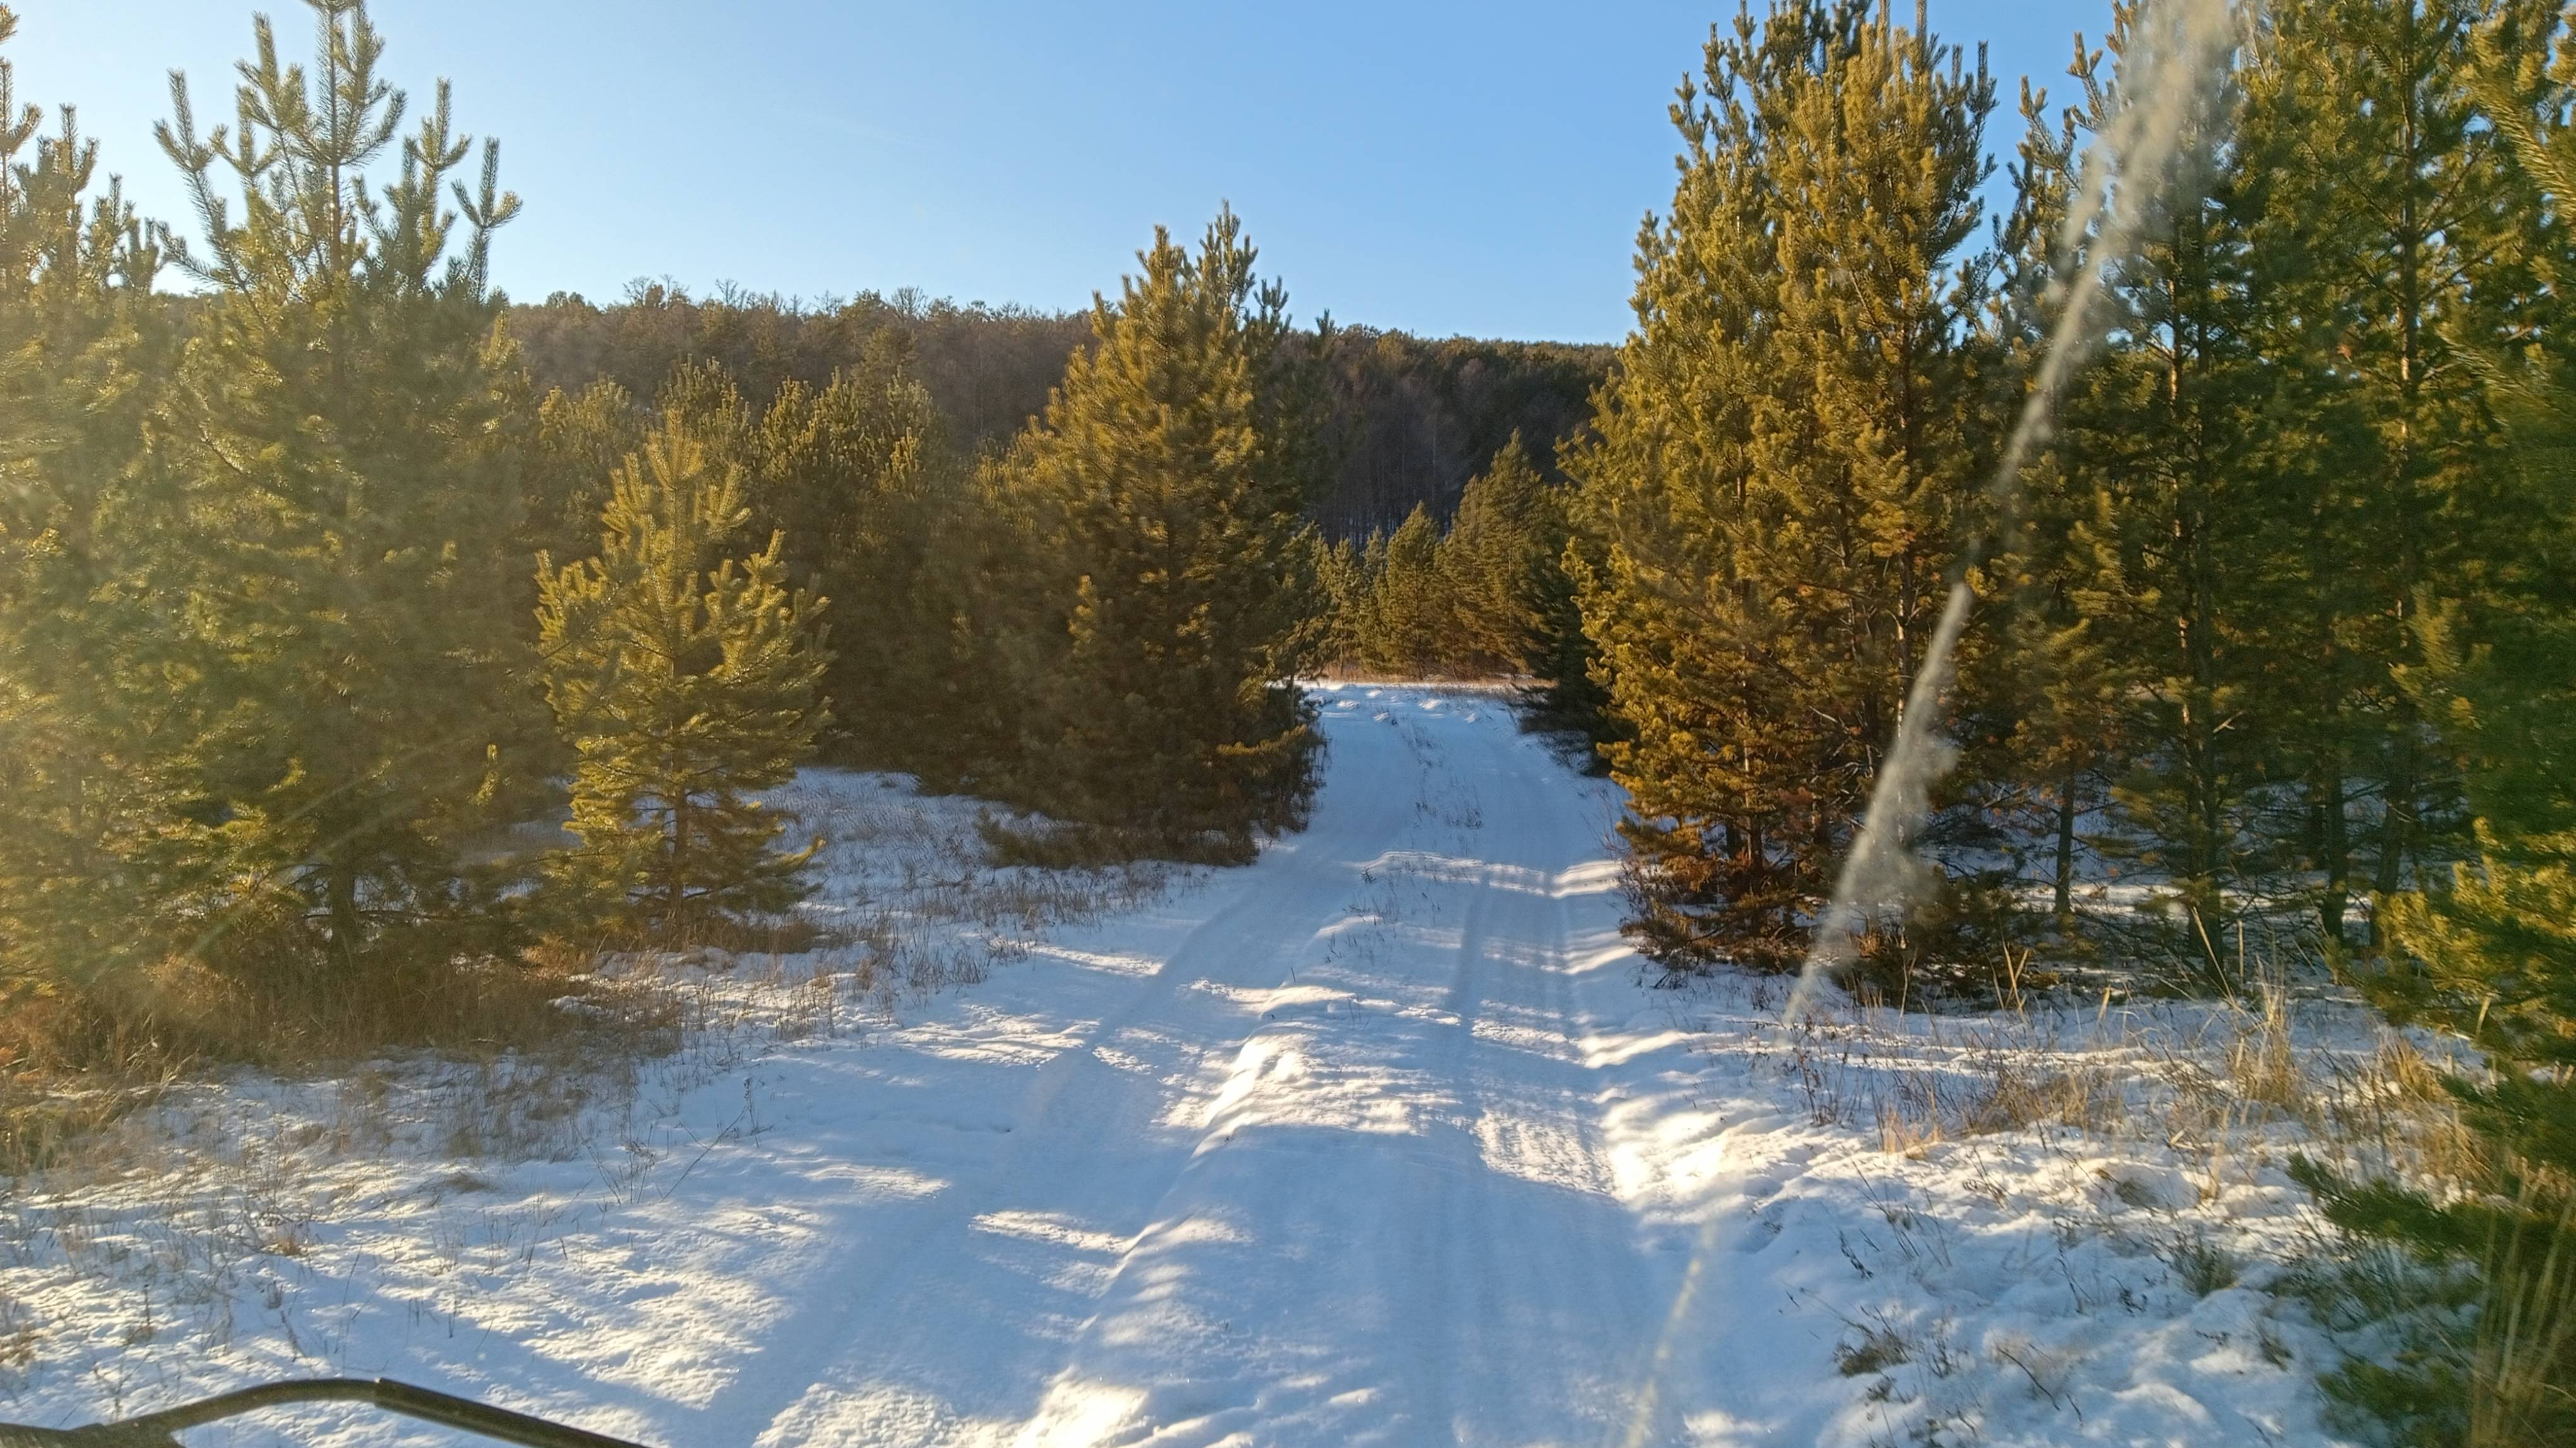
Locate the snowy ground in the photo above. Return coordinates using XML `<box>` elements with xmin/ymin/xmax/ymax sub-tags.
<box><xmin>0</xmin><ymin>685</ymin><xmax>2387</xmax><ymax>1446</ymax></box>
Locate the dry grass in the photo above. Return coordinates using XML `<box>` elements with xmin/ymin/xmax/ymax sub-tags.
<box><xmin>0</xmin><ymin>769</ymin><xmax>1182</xmax><ymax>1404</ymax></box>
<box><xmin>2282</xmin><ymin>1026</ymin><xmax>2576</xmax><ymax>1448</ymax></box>
<box><xmin>1855</xmin><ymin>1010</ymin><xmax>2134</xmax><ymax>1161</ymax></box>
<box><xmin>1815</xmin><ymin>939</ymin><xmax>2576</xmax><ymax>1447</ymax></box>
<box><xmin>2224</xmin><ymin>979</ymin><xmax>2306</xmax><ymax>1120</ymax></box>
<box><xmin>0</xmin><ymin>945</ymin><xmax>679</xmax><ymax>1177</ymax></box>
<box><xmin>2307</xmin><ymin>1032</ymin><xmax>2483</xmax><ymax>1190</ymax></box>
<box><xmin>2466</xmin><ymin>1180</ymin><xmax>2576</xmax><ymax>1447</ymax></box>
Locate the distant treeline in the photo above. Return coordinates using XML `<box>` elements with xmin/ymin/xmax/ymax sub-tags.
<box><xmin>511</xmin><ymin>287</ymin><xmax>1610</xmax><ymax>538</ymax></box>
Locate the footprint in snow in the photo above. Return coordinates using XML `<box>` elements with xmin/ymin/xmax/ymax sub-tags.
<box><xmin>1736</xmin><ymin>1214</ymin><xmax>1786</xmax><ymax>1252</ymax></box>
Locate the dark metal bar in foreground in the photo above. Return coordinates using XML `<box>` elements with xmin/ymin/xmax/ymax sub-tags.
<box><xmin>0</xmin><ymin>1378</ymin><xmax>652</xmax><ymax>1448</ymax></box>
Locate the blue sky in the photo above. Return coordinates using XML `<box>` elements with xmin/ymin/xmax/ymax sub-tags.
<box><xmin>14</xmin><ymin>1</ymin><xmax>2112</xmax><ymax>342</ymax></box>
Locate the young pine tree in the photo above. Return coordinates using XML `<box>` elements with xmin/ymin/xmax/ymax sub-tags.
<box><xmin>535</xmin><ymin>424</ymin><xmax>831</xmax><ymax>940</ymax></box>
<box><xmin>606</xmin><ymin>348</ymin><xmax>969</xmax><ymax>779</ymax></box>
<box><xmin>525</xmin><ymin>378</ymin><xmax>647</xmax><ymax>576</ymax></box>
<box><xmin>1311</xmin><ymin>534</ymin><xmax>1368</xmax><ymax>670</ymax></box>
<box><xmin>991</xmin><ymin>208</ymin><xmax>1320</xmax><ymax>854</ymax></box>
<box><xmin>0</xmin><ymin>8</ymin><xmax>181</xmax><ymax>995</ymax></box>
<box><xmin>1364</xmin><ymin>502</ymin><xmax>1455</xmax><ymax>676</ymax></box>
<box><xmin>1347</xmin><ymin>529</ymin><xmax>1393</xmax><ymax>666</ymax></box>
<box><xmin>739</xmin><ymin>338</ymin><xmax>958</xmax><ymax>775</ymax></box>
<box><xmin>151</xmin><ymin>0</ymin><xmax>544</xmax><ymax>971</ymax></box>
<box><xmin>1440</xmin><ymin>434</ymin><xmax>1573</xmax><ymax>677</ymax></box>
<box><xmin>1568</xmin><ymin>1</ymin><xmax>1997</xmax><ymax>966</ymax></box>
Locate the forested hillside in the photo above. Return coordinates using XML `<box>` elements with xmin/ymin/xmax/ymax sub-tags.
<box><xmin>513</xmin><ymin>287</ymin><xmax>1609</xmax><ymax>537</ymax></box>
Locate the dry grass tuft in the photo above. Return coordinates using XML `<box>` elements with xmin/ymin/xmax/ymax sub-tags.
<box><xmin>0</xmin><ymin>941</ymin><xmax>686</xmax><ymax>1175</ymax></box>
<box><xmin>1835</xmin><ymin>1319</ymin><xmax>1914</xmax><ymax>1376</ymax></box>
<box><xmin>1963</xmin><ymin>1053</ymin><xmax>2128</xmax><ymax>1139</ymax></box>
<box><xmin>1863</xmin><ymin>1016</ymin><xmax>2128</xmax><ymax>1158</ymax></box>
<box><xmin>2169</xmin><ymin>1233</ymin><xmax>2241</xmax><ymax>1296</ymax></box>
<box><xmin>2224</xmin><ymin>983</ymin><xmax>2307</xmax><ymax>1120</ymax></box>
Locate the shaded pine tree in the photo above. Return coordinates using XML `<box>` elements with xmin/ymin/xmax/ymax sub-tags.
<box><xmin>525</xmin><ymin>378</ymin><xmax>646</xmax><ymax>575</ymax></box>
<box><xmin>738</xmin><ymin>337</ymin><xmax>960</xmax><ymax>775</ymax></box>
<box><xmin>1363</xmin><ymin>502</ymin><xmax>1454</xmax><ymax>676</ymax></box>
<box><xmin>2048</xmin><ymin>1</ymin><xmax>2287</xmax><ymax>935</ymax></box>
<box><xmin>990</xmin><ymin>208</ymin><xmax>1320</xmax><ymax>855</ymax></box>
<box><xmin>2243</xmin><ymin>0</ymin><xmax>2524</xmax><ymax>949</ymax></box>
<box><xmin>2295</xmin><ymin>17</ymin><xmax>2576</xmax><ymax>1439</ymax></box>
<box><xmin>1308</xmin><ymin>442</ymin><xmax>1578</xmax><ymax>685</ymax></box>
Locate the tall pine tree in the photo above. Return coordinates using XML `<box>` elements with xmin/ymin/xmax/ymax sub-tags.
<box><xmin>1569</xmin><ymin>0</ymin><xmax>1997</xmax><ymax>966</ymax></box>
<box><xmin>0</xmin><ymin>7</ymin><xmax>180</xmax><ymax>995</ymax></box>
<box><xmin>2049</xmin><ymin>1</ymin><xmax>2286</xmax><ymax>935</ymax></box>
<box><xmin>2296</xmin><ymin>15</ymin><xmax>2576</xmax><ymax>1438</ymax></box>
<box><xmin>2243</xmin><ymin>0</ymin><xmax>2524</xmax><ymax>948</ymax></box>
<box><xmin>1989</xmin><ymin>68</ymin><xmax>2126</xmax><ymax>931</ymax></box>
<box><xmin>990</xmin><ymin>208</ymin><xmax>1321</xmax><ymax>855</ymax></box>
<box><xmin>151</xmin><ymin>0</ymin><xmax>543</xmax><ymax>971</ymax></box>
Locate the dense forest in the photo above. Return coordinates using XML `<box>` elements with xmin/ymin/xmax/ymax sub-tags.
<box><xmin>511</xmin><ymin>285</ymin><xmax>1610</xmax><ymax>540</ymax></box>
<box><xmin>6</xmin><ymin>0</ymin><xmax>2576</xmax><ymax>1437</ymax></box>
<box><xmin>1311</xmin><ymin>4</ymin><xmax>2576</xmax><ymax>1435</ymax></box>
<box><xmin>1323</xmin><ymin>0</ymin><xmax>2558</xmax><ymax>978</ymax></box>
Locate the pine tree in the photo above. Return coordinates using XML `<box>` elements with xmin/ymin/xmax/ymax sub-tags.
<box><xmin>1989</xmin><ymin>71</ymin><xmax>2126</xmax><ymax>931</ymax></box>
<box><xmin>1311</xmin><ymin>534</ymin><xmax>1368</xmax><ymax>670</ymax></box>
<box><xmin>525</xmin><ymin>378</ymin><xmax>645</xmax><ymax>571</ymax></box>
<box><xmin>2243</xmin><ymin>0</ymin><xmax>2522</xmax><ymax>949</ymax></box>
<box><xmin>536</xmin><ymin>423</ymin><xmax>831</xmax><ymax>938</ymax></box>
<box><xmin>150</xmin><ymin>0</ymin><xmax>544</xmax><ymax>971</ymax></box>
<box><xmin>992</xmin><ymin>208</ymin><xmax>1320</xmax><ymax>853</ymax></box>
<box><xmin>1439</xmin><ymin>435</ymin><xmax>1568</xmax><ymax>676</ymax></box>
<box><xmin>739</xmin><ymin>337</ymin><xmax>957</xmax><ymax>774</ymax></box>
<box><xmin>1568</xmin><ymin>1</ymin><xmax>1997</xmax><ymax>966</ymax></box>
<box><xmin>1348</xmin><ymin>529</ymin><xmax>1392</xmax><ymax>667</ymax></box>
<box><xmin>1366</xmin><ymin>502</ymin><xmax>1453</xmax><ymax>676</ymax></box>
<box><xmin>2332</xmin><ymin>597</ymin><xmax>2576</xmax><ymax>1447</ymax></box>
<box><xmin>2294</xmin><ymin>18</ymin><xmax>2576</xmax><ymax>1438</ymax></box>
<box><xmin>0</xmin><ymin>7</ymin><xmax>179</xmax><ymax>993</ymax></box>
<box><xmin>2051</xmin><ymin>1</ymin><xmax>2286</xmax><ymax>936</ymax></box>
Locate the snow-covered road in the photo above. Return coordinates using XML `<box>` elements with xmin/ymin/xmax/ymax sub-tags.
<box><xmin>578</xmin><ymin>686</ymin><xmax>1722</xmax><ymax>1447</ymax></box>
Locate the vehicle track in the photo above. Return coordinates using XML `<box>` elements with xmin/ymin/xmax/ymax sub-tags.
<box><xmin>490</xmin><ymin>688</ymin><xmax>1715</xmax><ymax>1448</ymax></box>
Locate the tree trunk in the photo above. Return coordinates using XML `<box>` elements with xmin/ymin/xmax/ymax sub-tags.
<box><xmin>2054</xmin><ymin>765</ymin><xmax>2080</xmax><ymax>925</ymax></box>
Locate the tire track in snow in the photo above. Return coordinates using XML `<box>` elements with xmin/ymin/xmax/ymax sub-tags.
<box><xmin>700</xmin><ymin>799</ymin><xmax>1412</xmax><ymax>1445</ymax></box>
<box><xmin>997</xmin><ymin>698</ymin><xmax>1687</xmax><ymax>1447</ymax></box>
<box><xmin>500</xmin><ymin>688</ymin><xmax>1722</xmax><ymax>1448</ymax></box>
